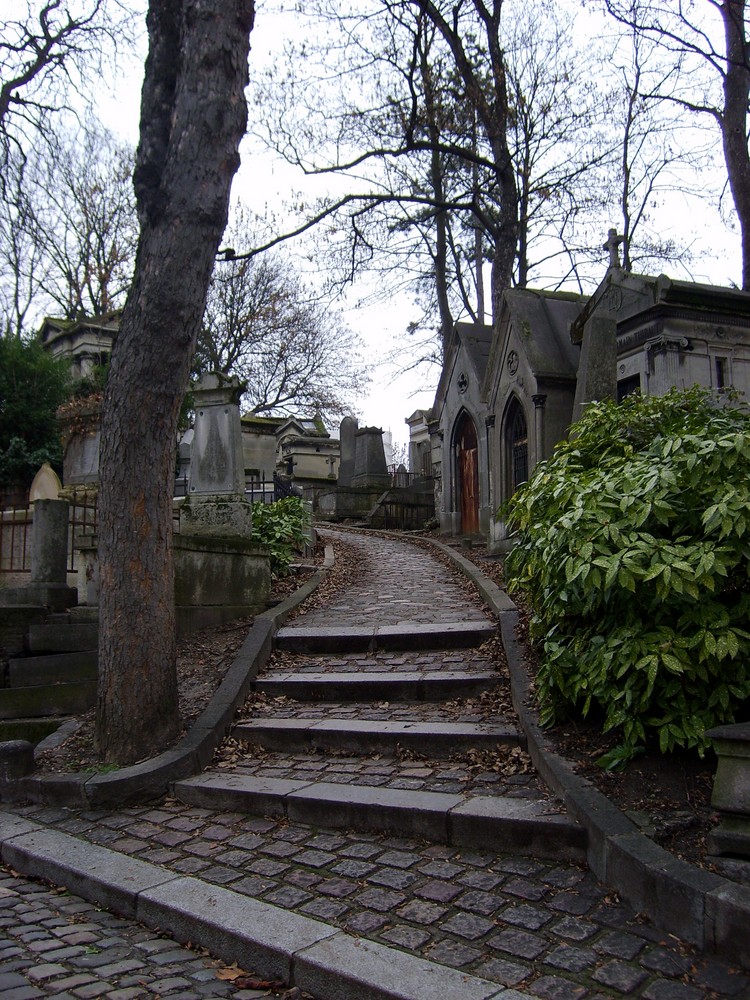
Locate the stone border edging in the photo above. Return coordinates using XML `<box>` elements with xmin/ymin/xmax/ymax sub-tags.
<box><xmin>0</xmin><ymin>810</ymin><xmax>526</xmax><ymax>1000</ymax></box>
<box><xmin>429</xmin><ymin>538</ymin><xmax>750</xmax><ymax>971</ymax></box>
<box><xmin>0</xmin><ymin>545</ymin><xmax>335</xmax><ymax>810</ymax></box>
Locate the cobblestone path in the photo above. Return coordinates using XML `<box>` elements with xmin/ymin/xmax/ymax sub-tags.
<box><xmin>4</xmin><ymin>528</ymin><xmax>750</xmax><ymax>999</ymax></box>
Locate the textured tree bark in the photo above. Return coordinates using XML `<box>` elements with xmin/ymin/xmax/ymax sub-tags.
<box><xmin>721</xmin><ymin>0</ymin><xmax>750</xmax><ymax>290</ymax></box>
<box><xmin>96</xmin><ymin>0</ymin><xmax>254</xmax><ymax>764</ymax></box>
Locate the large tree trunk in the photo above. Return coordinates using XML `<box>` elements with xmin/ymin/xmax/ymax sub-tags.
<box><xmin>721</xmin><ymin>0</ymin><xmax>750</xmax><ymax>290</ymax></box>
<box><xmin>96</xmin><ymin>0</ymin><xmax>254</xmax><ymax>764</ymax></box>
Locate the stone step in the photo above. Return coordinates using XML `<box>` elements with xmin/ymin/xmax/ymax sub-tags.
<box><xmin>172</xmin><ymin>772</ymin><xmax>586</xmax><ymax>862</ymax></box>
<box><xmin>27</xmin><ymin>622</ymin><xmax>98</xmax><ymax>653</ymax></box>
<box><xmin>253</xmin><ymin>669</ymin><xmax>500</xmax><ymax>702</ymax></box>
<box><xmin>0</xmin><ymin>679</ymin><xmax>96</xmax><ymax>720</ymax></box>
<box><xmin>275</xmin><ymin>620</ymin><xmax>496</xmax><ymax>654</ymax></box>
<box><xmin>233</xmin><ymin>717</ymin><xmax>523</xmax><ymax>757</ymax></box>
<box><xmin>0</xmin><ymin>717</ymin><xmax>67</xmax><ymax>745</ymax></box>
<box><xmin>8</xmin><ymin>650</ymin><xmax>98</xmax><ymax>688</ymax></box>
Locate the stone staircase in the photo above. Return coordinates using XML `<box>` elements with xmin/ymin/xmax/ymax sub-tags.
<box><xmin>174</xmin><ymin>619</ymin><xmax>586</xmax><ymax>862</ymax></box>
<box><xmin>0</xmin><ymin>608</ymin><xmax>98</xmax><ymax>743</ymax></box>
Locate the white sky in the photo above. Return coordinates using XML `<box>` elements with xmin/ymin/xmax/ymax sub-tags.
<box><xmin>96</xmin><ymin>1</ymin><xmax>742</xmax><ymax>449</ymax></box>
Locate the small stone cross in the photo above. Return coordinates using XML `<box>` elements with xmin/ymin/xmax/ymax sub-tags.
<box><xmin>603</xmin><ymin>228</ymin><xmax>624</xmax><ymax>269</ymax></box>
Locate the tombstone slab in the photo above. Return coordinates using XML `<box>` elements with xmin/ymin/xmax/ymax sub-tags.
<box><xmin>189</xmin><ymin>373</ymin><xmax>246</xmax><ymax>496</ymax></box>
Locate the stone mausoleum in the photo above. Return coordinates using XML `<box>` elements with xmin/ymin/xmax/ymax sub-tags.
<box><xmin>420</xmin><ymin>241</ymin><xmax>750</xmax><ymax>551</ymax></box>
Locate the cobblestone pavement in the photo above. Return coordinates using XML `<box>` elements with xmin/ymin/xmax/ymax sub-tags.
<box><xmin>9</xmin><ymin>801</ymin><xmax>750</xmax><ymax>999</ymax></box>
<box><xmin>0</xmin><ymin>865</ymin><xmax>292</xmax><ymax>999</ymax></box>
<box><xmin>291</xmin><ymin>530</ymin><xmax>492</xmax><ymax>627</ymax></box>
<box><xmin>5</xmin><ymin>529</ymin><xmax>750</xmax><ymax>999</ymax></box>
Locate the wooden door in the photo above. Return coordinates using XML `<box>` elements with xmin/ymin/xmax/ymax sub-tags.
<box><xmin>456</xmin><ymin>414</ymin><xmax>479</xmax><ymax>534</ymax></box>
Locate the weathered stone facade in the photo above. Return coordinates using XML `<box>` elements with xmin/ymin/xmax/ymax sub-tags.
<box><xmin>420</xmin><ymin>267</ymin><xmax>750</xmax><ymax>551</ymax></box>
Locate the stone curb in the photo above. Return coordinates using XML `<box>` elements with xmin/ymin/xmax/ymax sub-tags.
<box><xmin>0</xmin><ymin>812</ymin><xmax>524</xmax><ymax>1000</ymax></box>
<box><xmin>430</xmin><ymin>537</ymin><xmax>750</xmax><ymax>972</ymax></box>
<box><xmin>0</xmin><ymin>546</ymin><xmax>335</xmax><ymax>809</ymax></box>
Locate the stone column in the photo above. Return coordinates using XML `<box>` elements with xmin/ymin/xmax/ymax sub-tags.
<box><xmin>338</xmin><ymin>416</ymin><xmax>358</xmax><ymax>487</ymax></box>
<box><xmin>532</xmin><ymin>394</ymin><xmax>547</xmax><ymax>465</ymax></box>
<box><xmin>30</xmin><ymin>499</ymin><xmax>69</xmax><ymax>585</ymax></box>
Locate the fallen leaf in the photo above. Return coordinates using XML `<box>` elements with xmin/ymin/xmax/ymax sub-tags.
<box><xmin>216</xmin><ymin>963</ymin><xmax>247</xmax><ymax>981</ymax></box>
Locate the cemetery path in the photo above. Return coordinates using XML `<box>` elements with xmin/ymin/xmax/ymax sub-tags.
<box><xmin>3</xmin><ymin>528</ymin><xmax>750</xmax><ymax>999</ymax></box>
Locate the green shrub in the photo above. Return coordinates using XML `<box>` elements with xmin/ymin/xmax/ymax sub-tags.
<box><xmin>503</xmin><ymin>387</ymin><xmax>750</xmax><ymax>769</ymax></box>
<box><xmin>251</xmin><ymin>496</ymin><xmax>311</xmax><ymax>576</ymax></box>
<box><xmin>0</xmin><ymin>336</ymin><xmax>70</xmax><ymax>485</ymax></box>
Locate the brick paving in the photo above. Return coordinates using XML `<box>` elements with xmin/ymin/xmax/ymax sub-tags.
<box><xmin>4</xmin><ymin>527</ymin><xmax>750</xmax><ymax>998</ymax></box>
<box><xmin>262</xmin><ymin>646</ymin><xmax>501</xmax><ymax>675</ymax></box>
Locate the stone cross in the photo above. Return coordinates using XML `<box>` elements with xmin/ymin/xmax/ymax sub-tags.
<box><xmin>603</xmin><ymin>228</ymin><xmax>624</xmax><ymax>269</ymax></box>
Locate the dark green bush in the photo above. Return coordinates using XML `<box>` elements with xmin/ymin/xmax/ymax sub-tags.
<box><xmin>503</xmin><ymin>387</ymin><xmax>750</xmax><ymax>769</ymax></box>
<box><xmin>0</xmin><ymin>336</ymin><xmax>70</xmax><ymax>485</ymax></box>
<box><xmin>251</xmin><ymin>496</ymin><xmax>311</xmax><ymax>576</ymax></box>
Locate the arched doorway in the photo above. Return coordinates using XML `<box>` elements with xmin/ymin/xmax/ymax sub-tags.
<box><xmin>504</xmin><ymin>398</ymin><xmax>528</xmax><ymax>496</ymax></box>
<box><xmin>454</xmin><ymin>411</ymin><xmax>480</xmax><ymax>534</ymax></box>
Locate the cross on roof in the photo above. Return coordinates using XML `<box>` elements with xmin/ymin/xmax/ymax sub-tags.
<box><xmin>603</xmin><ymin>228</ymin><xmax>624</xmax><ymax>269</ymax></box>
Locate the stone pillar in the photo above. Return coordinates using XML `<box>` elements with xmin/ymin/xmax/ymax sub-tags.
<box><xmin>647</xmin><ymin>336</ymin><xmax>689</xmax><ymax>396</ymax></box>
<box><xmin>707</xmin><ymin>722</ymin><xmax>750</xmax><ymax>858</ymax></box>
<box><xmin>532</xmin><ymin>394</ymin><xmax>547</xmax><ymax>465</ymax></box>
<box><xmin>189</xmin><ymin>373</ymin><xmax>246</xmax><ymax>496</ymax></box>
<box><xmin>338</xmin><ymin>416</ymin><xmax>358</xmax><ymax>487</ymax></box>
<box><xmin>485</xmin><ymin>414</ymin><xmax>495</xmax><ymax>511</ymax></box>
<box><xmin>30</xmin><ymin>499</ymin><xmax>69</xmax><ymax>585</ymax></box>
<box><xmin>352</xmin><ymin>427</ymin><xmax>390</xmax><ymax>489</ymax></box>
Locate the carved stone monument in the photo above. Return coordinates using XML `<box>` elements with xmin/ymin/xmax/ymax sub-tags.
<box><xmin>337</xmin><ymin>416</ymin><xmax>358</xmax><ymax>488</ymax></box>
<box><xmin>176</xmin><ymin>373</ymin><xmax>269</xmax><ymax>634</ymax></box>
<box><xmin>352</xmin><ymin>427</ymin><xmax>390</xmax><ymax>489</ymax></box>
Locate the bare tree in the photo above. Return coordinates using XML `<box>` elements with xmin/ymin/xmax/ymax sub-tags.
<box><xmin>34</xmin><ymin>124</ymin><xmax>138</xmax><ymax>318</ymax></box>
<box><xmin>96</xmin><ymin>0</ymin><xmax>254</xmax><ymax>764</ymax></box>
<box><xmin>0</xmin><ymin>154</ymin><xmax>47</xmax><ymax>337</ymax></box>
<box><xmin>602</xmin><ymin>0</ymin><xmax>750</xmax><ymax>288</ymax></box>
<box><xmin>0</xmin><ymin>1</ymin><xmax>137</xmax><ymax>174</ymax></box>
<box><xmin>196</xmin><ymin>208</ymin><xmax>369</xmax><ymax>422</ymax></box>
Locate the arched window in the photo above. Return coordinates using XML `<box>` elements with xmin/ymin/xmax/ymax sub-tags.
<box><xmin>505</xmin><ymin>398</ymin><xmax>528</xmax><ymax>494</ymax></box>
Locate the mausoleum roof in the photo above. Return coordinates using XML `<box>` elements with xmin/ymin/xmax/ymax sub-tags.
<box><xmin>454</xmin><ymin>322</ymin><xmax>494</xmax><ymax>384</ymax></box>
<box><xmin>497</xmin><ymin>288</ymin><xmax>583</xmax><ymax>382</ymax></box>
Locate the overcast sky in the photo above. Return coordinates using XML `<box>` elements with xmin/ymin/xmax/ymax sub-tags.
<box><xmin>96</xmin><ymin>0</ymin><xmax>742</xmax><ymax>444</ymax></box>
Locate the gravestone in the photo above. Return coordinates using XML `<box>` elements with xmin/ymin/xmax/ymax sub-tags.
<box><xmin>176</xmin><ymin>372</ymin><xmax>269</xmax><ymax>634</ymax></box>
<box><xmin>352</xmin><ymin>427</ymin><xmax>390</xmax><ymax>489</ymax></box>
<box><xmin>338</xmin><ymin>416</ymin><xmax>358</xmax><ymax>487</ymax></box>
<box><xmin>189</xmin><ymin>373</ymin><xmax>246</xmax><ymax>496</ymax></box>
<box><xmin>0</xmin><ymin>466</ymin><xmax>76</xmax><ymax>611</ymax></box>
<box><xmin>29</xmin><ymin>464</ymin><xmax>62</xmax><ymax>501</ymax></box>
